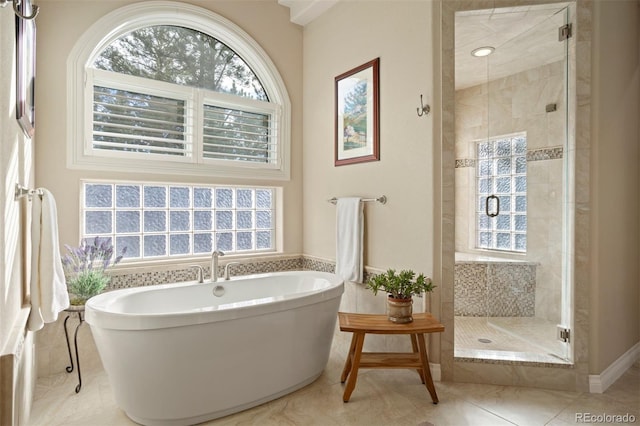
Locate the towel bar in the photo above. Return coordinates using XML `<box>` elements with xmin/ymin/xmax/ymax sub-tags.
<box><xmin>14</xmin><ymin>184</ymin><xmax>43</xmax><ymax>201</ymax></box>
<box><xmin>328</xmin><ymin>196</ymin><xmax>387</xmax><ymax>205</ymax></box>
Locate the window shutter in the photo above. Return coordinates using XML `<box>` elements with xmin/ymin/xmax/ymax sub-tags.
<box><xmin>202</xmin><ymin>105</ymin><xmax>276</xmax><ymax>164</ymax></box>
<box><xmin>92</xmin><ymin>85</ymin><xmax>190</xmax><ymax>157</ymax></box>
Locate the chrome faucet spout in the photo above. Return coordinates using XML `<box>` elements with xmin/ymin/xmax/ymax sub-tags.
<box><xmin>211</xmin><ymin>250</ymin><xmax>225</xmax><ymax>282</ymax></box>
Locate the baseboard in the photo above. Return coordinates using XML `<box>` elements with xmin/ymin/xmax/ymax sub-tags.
<box><xmin>589</xmin><ymin>341</ymin><xmax>640</xmax><ymax>393</ymax></box>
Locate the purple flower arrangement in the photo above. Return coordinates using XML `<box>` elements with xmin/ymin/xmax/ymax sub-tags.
<box><xmin>62</xmin><ymin>237</ymin><xmax>126</xmax><ymax>304</ymax></box>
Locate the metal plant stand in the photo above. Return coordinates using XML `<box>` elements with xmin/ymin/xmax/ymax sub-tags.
<box><xmin>63</xmin><ymin>305</ymin><xmax>85</xmax><ymax>393</ymax></box>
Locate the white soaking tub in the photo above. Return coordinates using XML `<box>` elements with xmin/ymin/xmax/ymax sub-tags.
<box><xmin>85</xmin><ymin>271</ymin><xmax>344</xmax><ymax>426</ymax></box>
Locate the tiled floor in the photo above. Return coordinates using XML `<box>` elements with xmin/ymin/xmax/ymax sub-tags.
<box><xmin>29</xmin><ymin>329</ymin><xmax>639</xmax><ymax>426</ymax></box>
<box><xmin>455</xmin><ymin>316</ymin><xmax>569</xmax><ymax>364</ymax></box>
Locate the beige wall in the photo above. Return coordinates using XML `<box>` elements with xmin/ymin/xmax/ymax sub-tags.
<box><xmin>1</xmin><ymin>5</ymin><xmax>36</xmax><ymax>423</ymax></box>
<box><xmin>590</xmin><ymin>0</ymin><xmax>640</xmax><ymax>373</ymax></box>
<box><xmin>302</xmin><ymin>0</ymin><xmax>435</xmax><ymax>275</ymax></box>
<box><xmin>34</xmin><ymin>0</ymin><xmax>303</xmax><ymax>260</ymax></box>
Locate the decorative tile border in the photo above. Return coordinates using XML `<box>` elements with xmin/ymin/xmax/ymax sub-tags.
<box><xmin>107</xmin><ymin>255</ymin><xmax>381</xmax><ymax>291</ymax></box>
<box><xmin>527</xmin><ymin>147</ymin><xmax>564</xmax><ymax>162</ymax></box>
<box><xmin>456</xmin><ymin>147</ymin><xmax>564</xmax><ymax>168</ymax></box>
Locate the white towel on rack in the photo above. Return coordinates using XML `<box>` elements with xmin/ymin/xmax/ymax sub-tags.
<box><xmin>335</xmin><ymin>197</ymin><xmax>364</xmax><ymax>283</ymax></box>
<box><xmin>28</xmin><ymin>188</ymin><xmax>69</xmax><ymax>331</ymax></box>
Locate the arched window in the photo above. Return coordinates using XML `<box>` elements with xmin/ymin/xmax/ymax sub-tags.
<box><xmin>68</xmin><ymin>2</ymin><xmax>291</xmax><ymax>180</ymax></box>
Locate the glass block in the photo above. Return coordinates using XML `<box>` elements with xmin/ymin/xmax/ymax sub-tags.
<box><xmin>496</xmin><ymin>215</ymin><xmax>511</xmax><ymax>231</ymax></box>
<box><xmin>514</xmin><ymin>137</ymin><xmax>527</xmax><ymax>154</ymax></box>
<box><xmin>85</xmin><ymin>211</ymin><xmax>112</xmax><ymax>234</ymax></box>
<box><xmin>479</xmin><ymin>232</ymin><xmax>492</xmax><ymax>248</ymax></box>
<box><xmin>497</xmin><ymin>158</ymin><xmax>511</xmax><ymax>175</ymax></box>
<box><xmin>256</xmin><ymin>211</ymin><xmax>272</xmax><ymax>229</ymax></box>
<box><xmin>515</xmin><ymin>176</ymin><xmax>527</xmax><ymax>193</ymax></box>
<box><xmin>515</xmin><ymin>215</ymin><xmax>527</xmax><ymax>231</ymax></box>
<box><xmin>515</xmin><ymin>196</ymin><xmax>527</xmax><ymax>212</ymax></box>
<box><xmin>478</xmin><ymin>178</ymin><xmax>491</xmax><ymax>194</ymax></box>
<box><xmin>170</xmin><ymin>211</ymin><xmax>190</xmax><ymax>231</ymax></box>
<box><xmin>477</xmin><ymin>160</ymin><xmax>492</xmax><ymax>176</ymax></box>
<box><xmin>236</xmin><ymin>189</ymin><xmax>253</xmax><ymax>208</ymax></box>
<box><xmin>194</xmin><ymin>211</ymin><xmax>212</xmax><ymax>231</ymax></box>
<box><xmin>116</xmin><ymin>185</ymin><xmax>140</xmax><ymax>208</ymax></box>
<box><xmin>144</xmin><ymin>211</ymin><xmax>166</xmax><ymax>232</ymax></box>
<box><xmin>257</xmin><ymin>231</ymin><xmax>271</xmax><ymax>249</ymax></box>
<box><xmin>477</xmin><ymin>142</ymin><xmax>491</xmax><ymax>159</ymax></box>
<box><xmin>496</xmin><ymin>140</ymin><xmax>511</xmax><ymax>157</ymax></box>
<box><xmin>496</xmin><ymin>177</ymin><xmax>511</xmax><ymax>193</ymax></box>
<box><xmin>170</xmin><ymin>187</ymin><xmax>190</xmax><ymax>208</ymax></box>
<box><xmin>515</xmin><ymin>156</ymin><xmax>527</xmax><ymax>174</ymax></box>
<box><xmin>170</xmin><ymin>234</ymin><xmax>190</xmax><ymax>255</ymax></box>
<box><xmin>237</xmin><ymin>211</ymin><xmax>253</xmax><ymax>229</ymax></box>
<box><xmin>85</xmin><ymin>184</ymin><xmax>112</xmax><ymax>208</ymax></box>
<box><xmin>116</xmin><ymin>235</ymin><xmax>140</xmax><ymax>259</ymax></box>
<box><xmin>237</xmin><ymin>232</ymin><xmax>253</xmax><ymax>250</ymax></box>
<box><xmin>215</xmin><ymin>211</ymin><xmax>233</xmax><ymax>230</ymax></box>
<box><xmin>498</xmin><ymin>195</ymin><xmax>511</xmax><ymax>212</ymax></box>
<box><xmin>116</xmin><ymin>211</ymin><xmax>140</xmax><ymax>233</ymax></box>
<box><xmin>144</xmin><ymin>235</ymin><xmax>166</xmax><ymax>257</ymax></box>
<box><xmin>515</xmin><ymin>234</ymin><xmax>527</xmax><ymax>251</ymax></box>
<box><xmin>256</xmin><ymin>189</ymin><xmax>272</xmax><ymax>209</ymax></box>
<box><xmin>144</xmin><ymin>186</ymin><xmax>167</xmax><ymax>208</ymax></box>
<box><xmin>215</xmin><ymin>232</ymin><xmax>233</xmax><ymax>251</ymax></box>
<box><xmin>497</xmin><ymin>233</ymin><xmax>511</xmax><ymax>249</ymax></box>
<box><xmin>216</xmin><ymin>188</ymin><xmax>233</xmax><ymax>208</ymax></box>
<box><xmin>194</xmin><ymin>233</ymin><xmax>212</xmax><ymax>253</ymax></box>
<box><xmin>193</xmin><ymin>188</ymin><xmax>212</xmax><ymax>208</ymax></box>
<box><xmin>477</xmin><ymin>214</ymin><xmax>490</xmax><ymax>230</ymax></box>
<box><xmin>478</xmin><ymin>196</ymin><xmax>488</xmax><ymax>211</ymax></box>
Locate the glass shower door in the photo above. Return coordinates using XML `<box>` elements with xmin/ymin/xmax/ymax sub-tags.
<box><xmin>483</xmin><ymin>5</ymin><xmax>572</xmax><ymax>361</ymax></box>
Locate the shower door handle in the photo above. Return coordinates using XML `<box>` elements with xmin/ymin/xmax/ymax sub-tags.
<box><xmin>485</xmin><ymin>195</ymin><xmax>500</xmax><ymax>218</ymax></box>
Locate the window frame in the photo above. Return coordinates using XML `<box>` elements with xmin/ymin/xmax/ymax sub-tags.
<box><xmin>68</xmin><ymin>1</ymin><xmax>291</xmax><ymax>180</ymax></box>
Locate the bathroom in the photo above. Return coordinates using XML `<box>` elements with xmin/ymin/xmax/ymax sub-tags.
<box><xmin>0</xmin><ymin>0</ymin><xmax>638</xmax><ymax>424</ymax></box>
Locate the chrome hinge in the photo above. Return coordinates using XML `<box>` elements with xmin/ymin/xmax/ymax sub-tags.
<box><xmin>559</xmin><ymin>23</ymin><xmax>573</xmax><ymax>41</ymax></box>
<box><xmin>557</xmin><ymin>326</ymin><xmax>570</xmax><ymax>343</ymax></box>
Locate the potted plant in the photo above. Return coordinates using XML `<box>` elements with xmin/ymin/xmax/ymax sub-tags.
<box><xmin>366</xmin><ymin>269</ymin><xmax>435</xmax><ymax>323</ymax></box>
<box><xmin>62</xmin><ymin>237</ymin><xmax>126</xmax><ymax>305</ymax></box>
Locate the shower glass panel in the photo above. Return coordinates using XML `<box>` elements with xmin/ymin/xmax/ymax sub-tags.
<box><xmin>484</xmin><ymin>5</ymin><xmax>570</xmax><ymax>361</ymax></box>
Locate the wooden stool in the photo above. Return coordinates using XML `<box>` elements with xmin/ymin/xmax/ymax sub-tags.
<box><xmin>338</xmin><ymin>312</ymin><xmax>445</xmax><ymax>403</ymax></box>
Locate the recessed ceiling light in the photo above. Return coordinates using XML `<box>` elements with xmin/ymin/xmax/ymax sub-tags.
<box><xmin>471</xmin><ymin>46</ymin><xmax>495</xmax><ymax>57</ymax></box>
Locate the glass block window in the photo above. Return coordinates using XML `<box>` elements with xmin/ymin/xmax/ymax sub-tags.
<box><xmin>476</xmin><ymin>133</ymin><xmax>527</xmax><ymax>252</ymax></box>
<box><xmin>82</xmin><ymin>182</ymin><xmax>276</xmax><ymax>260</ymax></box>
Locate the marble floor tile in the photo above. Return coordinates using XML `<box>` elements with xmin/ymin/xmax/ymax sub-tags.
<box><xmin>29</xmin><ymin>333</ymin><xmax>639</xmax><ymax>426</ymax></box>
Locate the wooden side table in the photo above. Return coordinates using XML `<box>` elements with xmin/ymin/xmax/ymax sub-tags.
<box><xmin>338</xmin><ymin>312</ymin><xmax>445</xmax><ymax>403</ymax></box>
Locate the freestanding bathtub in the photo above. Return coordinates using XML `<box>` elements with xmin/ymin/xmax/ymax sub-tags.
<box><xmin>85</xmin><ymin>271</ymin><xmax>344</xmax><ymax>426</ymax></box>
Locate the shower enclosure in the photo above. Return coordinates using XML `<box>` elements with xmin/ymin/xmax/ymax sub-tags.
<box><xmin>454</xmin><ymin>4</ymin><xmax>574</xmax><ymax>363</ymax></box>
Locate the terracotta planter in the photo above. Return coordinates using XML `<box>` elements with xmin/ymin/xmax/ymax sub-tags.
<box><xmin>387</xmin><ymin>296</ymin><xmax>413</xmax><ymax>323</ymax></box>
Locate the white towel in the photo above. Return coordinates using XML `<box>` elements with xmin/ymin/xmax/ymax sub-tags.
<box><xmin>28</xmin><ymin>188</ymin><xmax>69</xmax><ymax>331</ymax></box>
<box><xmin>335</xmin><ymin>197</ymin><xmax>364</xmax><ymax>283</ymax></box>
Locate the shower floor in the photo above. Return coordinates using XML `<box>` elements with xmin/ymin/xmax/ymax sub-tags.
<box><xmin>454</xmin><ymin>316</ymin><xmax>570</xmax><ymax>364</ymax></box>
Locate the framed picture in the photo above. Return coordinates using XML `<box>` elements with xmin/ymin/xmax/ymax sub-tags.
<box><xmin>334</xmin><ymin>58</ymin><xmax>379</xmax><ymax>166</ymax></box>
<box><xmin>15</xmin><ymin>0</ymin><xmax>37</xmax><ymax>138</ymax></box>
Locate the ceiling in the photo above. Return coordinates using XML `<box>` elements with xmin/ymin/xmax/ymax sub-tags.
<box><xmin>455</xmin><ymin>3</ymin><xmax>570</xmax><ymax>90</ymax></box>
<box><xmin>278</xmin><ymin>1</ymin><xmax>570</xmax><ymax>91</ymax></box>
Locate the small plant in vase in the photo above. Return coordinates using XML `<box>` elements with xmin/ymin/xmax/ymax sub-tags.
<box><xmin>366</xmin><ymin>269</ymin><xmax>435</xmax><ymax>323</ymax></box>
<box><xmin>62</xmin><ymin>237</ymin><xmax>126</xmax><ymax>305</ymax></box>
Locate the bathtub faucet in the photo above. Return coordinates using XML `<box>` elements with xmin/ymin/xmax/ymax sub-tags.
<box><xmin>211</xmin><ymin>250</ymin><xmax>225</xmax><ymax>282</ymax></box>
<box><xmin>224</xmin><ymin>262</ymin><xmax>240</xmax><ymax>281</ymax></box>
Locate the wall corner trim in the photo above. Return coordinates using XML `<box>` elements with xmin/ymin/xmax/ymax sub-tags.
<box><xmin>588</xmin><ymin>341</ymin><xmax>640</xmax><ymax>393</ymax></box>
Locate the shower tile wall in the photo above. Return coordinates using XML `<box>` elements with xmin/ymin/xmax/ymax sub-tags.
<box><xmin>454</xmin><ymin>262</ymin><xmax>536</xmax><ymax>316</ymax></box>
<box><xmin>455</xmin><ymin>61</ymin><xmax>565</xmax><ymax>324</ymax></box>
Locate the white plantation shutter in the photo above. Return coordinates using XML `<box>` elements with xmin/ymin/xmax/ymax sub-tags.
<box><xmin>202</xmin><ymin>105</ymin><xmax>276</xmax><ymax>164</ymax></box>
<box><xmin>92</xmin><ymin>85</ymin><xmax>190</xmax><ymax>157</ymax></box>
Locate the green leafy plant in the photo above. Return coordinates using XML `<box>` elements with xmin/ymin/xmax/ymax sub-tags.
<box><xmin>62</xmin><ymin>237</ymin><xmax>126</xmax><ymax>305</ymax></box>
<box><xmin>366</xmin><ymin>269</ymin><xmax>435</xmax><ymax>300</ymax></box>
